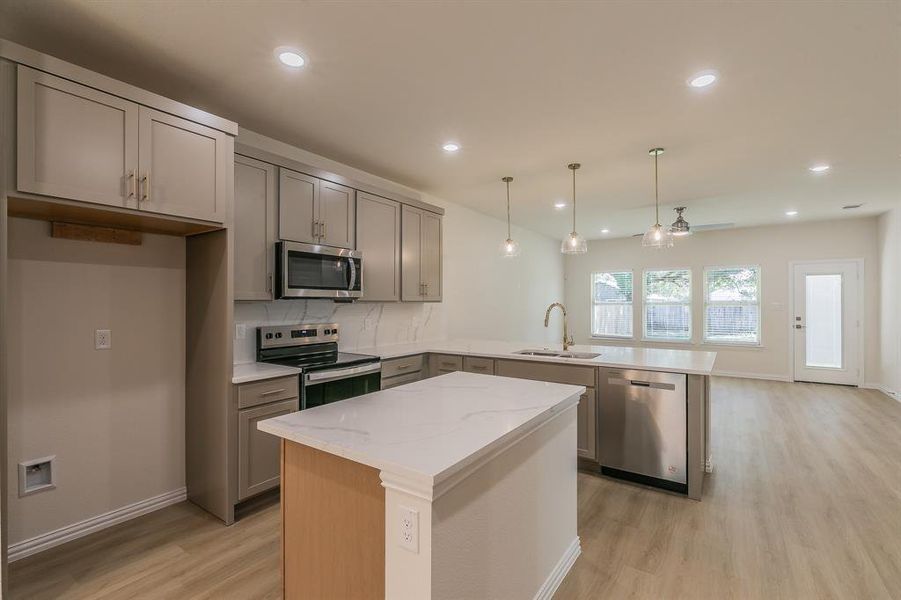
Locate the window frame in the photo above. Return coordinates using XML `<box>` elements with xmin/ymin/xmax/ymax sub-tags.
<box><xmin>642</xmin><ymin>268</ymin><xmax>693</xmax><ymax>343</ymax></box>
<box><xmin>589</xmin><ymin>270</ymin><xmax>635</xmax><ymax>340</ymax></box>
<box><xmin>702</xmin><ymin>264</ymin><xmax>762</xmax><ymax>347</ymax></box>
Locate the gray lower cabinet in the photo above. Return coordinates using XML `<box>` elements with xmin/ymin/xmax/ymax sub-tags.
<box><xmin>401</xmin><ymin>205</ymin><xmax>442</xmax><ymax>301</ymax></box>
<box><xmin>429</xmin><ymin>353</ymin><xmax>462</xmax><ymax>376</ymax></box>
<box><xmin>235</xmin><ymin>375</ymin><xmax>300</xmax><ymax>501</ymax></box>
<box><xmin>381</xmin><ymin>354</ymin><xmax>425</xmax><ymax>389</ymax></box>
<box><xmin>234</xmin><ymin>155</ymin><xmax>277</xmax><ymax>300</ymax></box>
<box><xmin>576</xmin><ymin>388</ymin><xmax>597</xmax><ymax>461</ymax></box>
<box><xmin>356</xmin><ymin>192</ymin><xmax>401</xmax><ymax>302</ymax></box>
<box><xmin>238</xmin><ymin>398</ymin><xmax>299</xmax><ymax>500</ymax></box>
<box><xmin>463</xmin><ymin>356</ymin><xmax>495</xmax><ymax>375</ymax></box>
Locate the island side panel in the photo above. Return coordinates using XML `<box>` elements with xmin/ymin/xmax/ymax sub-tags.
<box><xmin>281</xmin><ymin>440</ymin><xmax>385</xmax><ymax>599</ymax></box>
<box><xmin>687</xmin><ymin>374</ymin><xmax>707</xmax><ymax>500</ymax></box>
<box><xmin>430</xmin><ymin>405</ymin><xmax>580</xmax><ymax>600</ymax></box>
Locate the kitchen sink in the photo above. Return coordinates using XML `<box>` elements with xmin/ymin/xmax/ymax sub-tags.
<box><xmin>513</xmin><ymin>349</ymin><xmax>600</xmax><ymax>360</ymax></box>
<box><xmin>514</xmin><ymin>349</ymin><xmax>561</xmax><ymax>357</ymax></box>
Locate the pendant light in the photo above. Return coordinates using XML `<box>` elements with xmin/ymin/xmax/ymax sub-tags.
<box><xmin>561</xmin><ymin>163</ymin><xmax>587</xmax><ymax>254</ymax></box>
<box><xmin>641</xmin><ymin>148</ymin><xmax>674</xmax><ymax>249</ymax></box>
<box><xmin>670</xmin><ymin>206</ymin><xmax>692</xmax><ymax>236</ymax></box>
<box><xmin>500</xmin><ymin>176</ymin><xmax>521</xmax><ymax>258</ymax></box>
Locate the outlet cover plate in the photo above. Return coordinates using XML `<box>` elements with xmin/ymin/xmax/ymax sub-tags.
<box><xmin>95</xmin><ymin>329</ymin><xmax>111</xmax><ymax>350</ymax></box>
<box><xmin>398</xmin><ymin>505</ymin><xmax>419</xmax><ymax>553</ymax></box>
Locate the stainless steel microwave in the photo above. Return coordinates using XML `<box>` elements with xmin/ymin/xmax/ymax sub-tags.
<box><xmin>275</xmin><ymin>241</ymin><xmax>362</xmax><ymax>299</ymax></box>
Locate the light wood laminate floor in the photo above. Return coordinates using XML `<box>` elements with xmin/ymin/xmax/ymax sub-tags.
<box><xmin>9</xmin><ymin>378</ymin><xmax>901</xmax><ymax>599</ymax></box>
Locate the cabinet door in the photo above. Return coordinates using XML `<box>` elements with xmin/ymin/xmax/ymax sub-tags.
<box><xmin>238</xmin><ymin>398</ymin><xmax>299</xmax><ymax>500</ymax></box>
<box><xmin>319</xmin><ymin>180</ymin><xmax>355</xmax><ymax>249</ymax></box>
<box><xmin>279</xmin><ymin>168</ymin><xmax>319</xmax><ymax>243</ymax></box>
<box><xmin>357</xmin><ymin>192</ymin><xmax>400</xmax><ymax>302</ymax></box>
<box><xmin>17</xmin><ymin>66</ymin><xmax>139</xmax><ymax>209</ymax></box>
<box><xmin>137</xmin><ymin>106</ymin><xmax>228</xmax><ymax>222</ymax></box>
<box><xmin>577</xmin><ymin>388</ymin><xmax>597</xmax><ymax>461</ymax></box>
<box><xmin>234</xmin><ymin>155</ymin><xmax>277</xmax><ymax>300</ymax></box>
<box><xmin>401</xmin><ymin>205</ymin><xmax>424</xmax><ymax>301</ymax></box>
<box><xmin>421</xmin><ymin>211</ymin><xmax>442</xmax><ymax>301</ymax></box>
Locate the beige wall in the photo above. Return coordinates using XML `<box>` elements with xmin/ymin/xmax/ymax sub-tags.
<box><xmin>564</xmin><ymin>217</ymin><xmax>881</xmax><ymax>382</ymax></box>
<box><xmin>877</xmin><ymin>207</ymin><xmax>900</xmax><ymax>398</ymax></box>
<box><xmin>6</xmin><ymin>217</ymin><xmax>186</xmax><ymax>545</ymax></box>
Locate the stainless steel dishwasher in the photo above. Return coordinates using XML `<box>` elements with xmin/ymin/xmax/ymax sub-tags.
<box><xmin>598</xmin><ymin>368</ymin><xmax>687</xmax><ymax>494</ymax></box>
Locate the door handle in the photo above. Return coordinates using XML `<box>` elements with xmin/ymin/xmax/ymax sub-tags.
<box><xmin>312</xmin><ymin>221</ymin><xmax>318</xmax><ymax>239</ymax></box>
<box><xmin>127</xmin><ymin>170</ymin><xmax>137</xmax><ymax>199</ymax></box>
<box><xmin>320</xmin><ymin>221</ymin><xmax>326</xmax><ymax>240</ymax></box>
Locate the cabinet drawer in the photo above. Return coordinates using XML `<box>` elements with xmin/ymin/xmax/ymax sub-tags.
<box><xmin>494</xmin><ymin>359</ymin><xmax>595</xmax><ymax>387</ymax></box>
<box><xmin>463</xmin><ymin>356</ymin><xmax>495</xmax><ymax>375</ymax></box>
<box><xmin>381</xmin><ymin>354</ymin><xmax>425</xmax><ymax>379</ymax></box>
<box><xmin>237</xmin><ymin>375</ymin><xmax>299</xmax><ymax>409</ymax></box>
<box><xmin>429</xmin><ymin>353</ymin><xmax>462</xmax><ymax>375</ymax></box>
<box><xmin>382</xmin><ymin>370</ymin><xmax>424</xmax><ymax>390</ymax></box>
<box><xmin>238</xmin><ymin>397</ymin><xmax>299</xmax><ymax>501</ymax></box>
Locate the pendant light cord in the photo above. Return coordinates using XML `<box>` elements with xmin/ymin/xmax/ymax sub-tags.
<box><xmin>571</xmin><ymin>166</ymin><xmax>577</xmax><ymax>234</ymax></box>
<box><xmin>505</xmin><ymin>179</ymin><xmax>512</xmax><ymax>239</ymax></box>
<box><xmin>654</xmin><ymin>151</ymin><xmax>660</xmax><ymax>226</ymax></box>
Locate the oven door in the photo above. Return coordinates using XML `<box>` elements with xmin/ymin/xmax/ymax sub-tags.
<box><xmin>303</xmin><ymin>362</ymin><xmax>381</xmax><ymax>410</ymax></box>
<box><xmin>276</xmin><ymin>241</ymin><xmax>363</xmax><ymax>299</ymax></box>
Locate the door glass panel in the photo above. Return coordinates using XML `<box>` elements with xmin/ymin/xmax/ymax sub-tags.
<box><xmin>805</xmin><ymin>274</ymin><xmax>842</xmax><ymax>368</ymax></box>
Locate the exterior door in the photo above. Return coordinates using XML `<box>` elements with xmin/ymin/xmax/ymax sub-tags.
<box><xmin>792</xmin><ymin>261</ymin><xmax>861</xmax><ymax>385</ymax></box>
<box><xmin>17</xmin><ymin>66</ymin><xmax>139</xmax><ymax>209</ymax></box>
<box><xmin>138</xmin><ymin>106</ymin><xmax>228</xmax><ymax>223</ymax></box>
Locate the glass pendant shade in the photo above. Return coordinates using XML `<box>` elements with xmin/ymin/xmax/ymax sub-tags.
<box><xmin>499</xmin><ymin>176</ymin><xmax>520</xmax><ymax>258</ymax></box>
<box><xmin>642</xmin><ymin>223</ymin><xmax>675</xmax><ymax>248</ymax></box>
<box><xmin>561</xmin><ymin>231</ymin><xmax>588</xmax><ymax>254</ymax></box>
<box><xmin>560</xmin><ymin>162</ymin><xmax>587</xmax><ymax>255</ymax></box>
<box><xmin>501</xmin><ymin>237</ymin><xmax>521</xmax><ymax>258</ymax></box>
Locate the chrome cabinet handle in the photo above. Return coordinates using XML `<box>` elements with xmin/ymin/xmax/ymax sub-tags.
<box><xmin>312</xmin><ymin>221</ymin><xmax>318</xmax><ymax>239</ymax></box>
<box><xmin>795</xmin><ymin>324</ymin><xmax>805</xmax><ymax>329</ymax></box>
<box><xmin>141</xmin><ymin>172</ymin><xmax>150</xmax><ymax>201</ymax></box>
<box><xmin>128</xmin><ymin>170</ymin><xmax>137</xmax><ymax>199</ymax></box>
<box><xmin>260</xmin><ymin>388</ymin><xmax>287</xmax><ymax>396</ymax></box>
<box><xmin>320</xmin><ymin>221</ymin><xmax>326</xmax><ymax>240</ymax></box>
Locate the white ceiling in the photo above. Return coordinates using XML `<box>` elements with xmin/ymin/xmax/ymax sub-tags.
<box><xmin>2</xmin><ymin>1</ymin><xmax>899</xmax><ymax>240</ymax></box>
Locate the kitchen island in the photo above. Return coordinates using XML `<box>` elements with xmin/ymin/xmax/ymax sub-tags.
<box><xmin>258</xmin><ymin>371</ymin><xmax>584</xmax><ymax>600</ymax></box>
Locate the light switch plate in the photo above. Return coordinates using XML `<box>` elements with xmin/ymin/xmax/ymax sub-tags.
<box><xmin>95</xmin><ymin>329</ymin><xmax>111</xmax><ymax>350</ymax></box>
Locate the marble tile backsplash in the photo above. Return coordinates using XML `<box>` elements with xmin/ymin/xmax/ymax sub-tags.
<box><xmin>234</xmin><ymin>299</ymin><xmax>446</xmax><ymax>363</ymax></box>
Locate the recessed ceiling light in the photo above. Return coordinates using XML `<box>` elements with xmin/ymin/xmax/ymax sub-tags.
<box><xmin>554</xmin><ymin>201</ymin><xmax>567</xmax><ymax>209</ymax></box>
<box><xmin>688</xmin><ymin>70</ymin><xmax>718</xmax><ymax>88</ymax></box>
<box><xmin>785</xmin><ymin>210</ymin><xmax>798</xmax><ymax>216</ymax></box>
<box><xmin>809</xmin><ymin>164</ymin><xmax>830</xmax><ymax>173</ymax></box>
<box><xmin>601</xmin><ymin>228</ymin><xmax>610</xmax><ymax>234</ymax></box>
<box><xmin>275</xmin><ymin>47</ymin><xmax>306</xmax><ymax>68</ymax></box>
<box><xmin>442</xmin><ymin>142</ymin><xmax>460</xmax><ymax>153</ymax></box>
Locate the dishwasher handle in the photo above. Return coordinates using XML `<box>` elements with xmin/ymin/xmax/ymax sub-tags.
<box><xmin>607</xmin><ymin>377</ymin><xmax>677</xmax><ymax>391</ymax></box>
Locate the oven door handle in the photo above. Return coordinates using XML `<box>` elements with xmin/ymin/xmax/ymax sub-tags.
<box><xmin>304</xmin><ymin>362</ymin><xmax>381</xmax><ymax>385</ymax></box>
<box><xmin>348</xmin><ymin>258</ymin><xmax>357</xmax><ymax>291</ymax></box>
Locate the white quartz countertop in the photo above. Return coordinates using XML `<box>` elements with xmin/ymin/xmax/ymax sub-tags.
<box><xmin>257</xmin><ymin>371</ymin><xmax>583</xmax><ymax>490</ymax></box>
<box><xmin>351</xmin><ymin>339</ymin><xmax>717</xmax><ymax>375</ymax></box>
<box><xmin>232</xmin><ymin>362</ymin><xmax>302</xmax><ymax>384</ymax></box>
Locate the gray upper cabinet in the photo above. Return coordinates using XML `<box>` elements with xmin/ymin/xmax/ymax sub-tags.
<box><xmin>356</xmin><ymin>192</ymin><xmax>401</xmax><ymax>302</ymax></box>
<box><xmin>234</xmin><ymin>155</ymin><xmax>277</xmax><ymax>300</ymax></box>
<box><xmin>17</xmin><ymin>66</ymin><xmax>139</xmax><ymax>210</ymax></box>
<box><xmin>279</xmin><ymin>168</ymin><xmax>355</xmax><ymax>249</ymax></box>
<box><xmin>137</xmin><ymin>107</ymin><xmax>229</xmax><ymax>223</ymax></box>
<box><xmin>279</xmin><ymin>168</ymin><xmax>319</xmax><ymax>244</ymax></box>
<box><xmin>17</xmin><ymin>65</ymin><xmax>228</xmax><ymax>223</ymax></box>
<box><xmin>401</xmin><ymin>205</ymin><xmax>442</xmax><ymax>301</ymax></box>
<box><xmin>319</xmin><ymin>180</ymin><xmax>355</xmax><ymax>248</ymax></box>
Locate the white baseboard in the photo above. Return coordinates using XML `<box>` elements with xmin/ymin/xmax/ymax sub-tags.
<box><xmin>534</xmin><ymin>537</ymin><xmax>581</xmax><ymax>600</ymax></box>
<box><xmin>8</xmin><ymin>487</ymin><xmax>186</xmax><ymax>562</ymax></box>
<box><xmin>711</xmin><ymin>370</ymin><xmax>792</xmax><ymax>382</ymax></box>
<box><xmin>862</xmin><ymin>382</ymin><xmax>900</xmax><ymax>402</ymax></box>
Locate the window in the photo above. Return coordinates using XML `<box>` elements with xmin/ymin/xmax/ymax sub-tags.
<box><xmin>704</xmin><ymin>266</ymin><xmax>761</xmax><ymax>345</ymax></box>
<box><xmin>643</xmin><ymin>269</ymin><xmax>692</xmax><ymax>341</ymax></box>
<box><xmin>591</xmin><ymin>271</ymin><xmax>633</xmax><ymax>338</ymax></box>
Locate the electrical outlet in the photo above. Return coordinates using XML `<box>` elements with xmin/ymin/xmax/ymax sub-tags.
<box><xmin>398</xmin><ymin>505</ymin><xmax>419</xmax><ymax>553</ymax></box>
<box><xmin>95</xmin><ymin>329</ymin><xmax>111</xmax><ymax>350</ymax></box>
<box><xmin>235</xmin><ymin>323</ymin><xmax>247</xmax><ymax>340</ymax></box>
